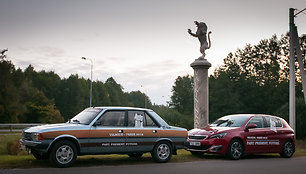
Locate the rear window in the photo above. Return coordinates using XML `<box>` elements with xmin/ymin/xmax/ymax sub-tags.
<box><xmin>263</xmin><ymin>116</ymin><xmax>283</xmax><ymax>128</ymax></box>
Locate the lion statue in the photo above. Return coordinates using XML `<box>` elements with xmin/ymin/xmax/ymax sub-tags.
<box><xmin>188</xmin><ymin>21</ymin><xmax>211</xmax><ymax>57</ymax></box>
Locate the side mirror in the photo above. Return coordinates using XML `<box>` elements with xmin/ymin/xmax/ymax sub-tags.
<box><xmin>245</xmin><ymin>124</ymin><xmax>257</xmax><ymax>130</ymax></box>
<box><xmin>93</xmin><ymin>121</ymin><xmax>102</xmax><ymax>127</ymax></box>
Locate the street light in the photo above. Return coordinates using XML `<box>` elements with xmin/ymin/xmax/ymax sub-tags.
<box><xmin>140</xmin><ymin>85</ymin><xmax>147</xmax><ymax>108</ymax></box>
<box><xmin>82</xmin><ymin>57</ymin><xmax>93</xmax><ymax>107</ymax></box>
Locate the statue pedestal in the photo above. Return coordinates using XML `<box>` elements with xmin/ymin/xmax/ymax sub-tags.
<box><xmin>190</xmin><ymin>57</ymin><xmax>211</xmax><ymax>128</ymax></box>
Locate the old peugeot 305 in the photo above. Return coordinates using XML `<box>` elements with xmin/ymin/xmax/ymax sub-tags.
<box><xmin>185</xmin><ymin>114</ymin><xmax>295</xmax><ymax>159</ymax></box>
<box><xmin>20</xmin><ymin>107</ymin><xmax>187</xmax><ymax>167</ymax></box>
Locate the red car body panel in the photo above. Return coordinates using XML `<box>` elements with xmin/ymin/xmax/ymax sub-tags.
<box><xmin>185</xmin><ymin>114</ymin><xmax>295</xmax><ymax>156</ymax></box>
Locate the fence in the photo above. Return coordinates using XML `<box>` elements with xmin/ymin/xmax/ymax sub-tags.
<box><xmin>0</xmin><ymin>124</ymin><xmax>43</xmax><ymax>133</ymax></box>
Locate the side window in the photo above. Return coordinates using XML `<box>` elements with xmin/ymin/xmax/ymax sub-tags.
<box><xmin>128</xmin><ymin>111</ymin><xmax>143</xmax><ymax>127</ymax></box>
<box><xmin>144</xmin><ymin>113</ymin><xmax>157</xmax><ymax>127</ymax></box>
<box><xmin>274</xmin><ymin>118</ymin><xmax>283</xmax><ymax>127</ymax></box>
<box><xmin>128</xmin><ymin>111</ymin><xmax>157</xmax><ymax>127</ymax></box>
<box><xmin>97</xmin><ymin>111</ymin><xmax>125</xmax><ymax>127</ymax></box>
<box><xmin>264</xmin><ymin>116</ymin><xmax>282</xmax><ymax>128</ymax></box>
<box><xmin>247</xmin><ymin>116</ymin><xmax>264</xmax><ymax>128</ymax></box>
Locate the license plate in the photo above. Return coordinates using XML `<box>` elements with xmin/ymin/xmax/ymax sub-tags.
<box><xmin>190</xmin><ymin>141</ymin><xmax>201</xmax><ymax>146</ymax></box>
<box><xmin>20</xmin><ymin>143</ymin><xmax>26</xmax><ymax>151</ymax></box>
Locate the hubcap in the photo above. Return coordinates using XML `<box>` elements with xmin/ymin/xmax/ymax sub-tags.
<box><xmin>56</xmin><ymin>145</ymin><xmax>74</xmax><ymax>164</ymax></box>
<box><xmin>231</xmin><ymin>141</ymin><xmax>242</xmax><ymax>159</ymax></box>
<box><xmin>284</xmin><ymin>142</ymin><xmax>293</xmax><ymax>156</ymax></box>
<box><xmin>157</xmin><ymin>144</ymin><xmax>170</xmax><ymax>160</ymax></box>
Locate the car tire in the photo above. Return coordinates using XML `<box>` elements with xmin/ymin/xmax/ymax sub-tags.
<box><xmin>280</xmin><ymin>140</ymin><xmax>295</xmax><ymax>158</ymax></box>
<box><xmin>49</xmin><ymin>140</ymin><xmax>77</xmax><ymax>168</ymax></box>
<box><xmin>32</xmin><ymin>152</ymin><xmax>49</xmax><ymax>160</ymax></box>
<box><xmin>128</xmin><ymin>152</ymin><xmax>143</xmax><ymax>158</ymax></box>
<box><xmin>227</xmin><ymin>139</ymin><xmax>243</xmax><ymax>160</ymax></box>
<box><xmin>151</xmin><ymin>141</ymin><xmax>172</xmax><ymax>163</ymax></box>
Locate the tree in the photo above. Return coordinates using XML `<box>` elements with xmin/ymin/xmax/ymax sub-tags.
<box><xmin>170</xmin><ymin>75</ymin><xmax>194</xmax><ymax>114</ymax></box>
<box><xmin>155</xmin><ymin>106</ymin><xmax>193</xmax><ymax>130</ymax></box>
<box><xmin>56</xmin><ymin>75</ymin><xmax>88</xmax><ymax>120</ymax></box>
<box><xmin>125</xmin><ymin>91</ymin><xmax>152</xmax><ymax>108</ymax></box>
<box><xmin>23</xmin><ymin>90</ymin><xmax>64</xmax><ymax>123</ymax></box>
<box><xmin>210</xmin><ymin>33</ymin><xmax>305</xmax><ymax>131</ymax></box>
<box><xmin>92</xmin><ymin>81</ymin><xmax>111</xmax><ymax>106</ymax></box>
<box><xmin>105</xmin><ymin>77</ymin><xmax>127</xmax><ymax>106</ymax></box>
<box><xmin>0</xmin><ymin>59</ymin><xmax>23</xmax><ymax>123</ymax></box>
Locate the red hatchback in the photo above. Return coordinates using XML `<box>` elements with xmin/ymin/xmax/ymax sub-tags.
<box><xmin>185</xmin><ymin>114</ymin><xmax>295</xmax><ymax>159</ymax></box>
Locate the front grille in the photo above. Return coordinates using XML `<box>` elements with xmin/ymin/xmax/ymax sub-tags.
<box><xmin>23</xmin><ymin>132</ymin><xmax>31</xmax><ymax>141</ymax></box>
<box><xmin>188</xmin><ymin>135</ymin><xmax>208</xmax><ymax>140</ymax></box>
<box><xmin>187</xmin><ymin>144</ymin><xmax>212</xmax><ymax>151</ymax></box>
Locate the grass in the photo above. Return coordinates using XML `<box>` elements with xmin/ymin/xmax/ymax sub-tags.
<box><xmin>0</xmin><ymin>134</ymin><xmax>23</xmax><ymax>155</ymax></box>
<box><xmin>0</xmin><ymin>133</ymin><xmax>306</xmax><ymax>169</ymax></box>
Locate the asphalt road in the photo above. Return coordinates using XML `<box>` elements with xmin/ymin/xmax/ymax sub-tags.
<box><xmin>1</xmin><ymin>157</ymin><xmax>305</xmax><ymax>174</ymax></box>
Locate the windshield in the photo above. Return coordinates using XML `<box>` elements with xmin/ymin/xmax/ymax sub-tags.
<box><xmin>210</xmin><ymin>115</ymin><xmax>250</xmax><ymax>127</ymax></box>
<box><xmin>69</xmin><ymin>108</ymin><xmax>103</xmax><ymax>125</ymax></box>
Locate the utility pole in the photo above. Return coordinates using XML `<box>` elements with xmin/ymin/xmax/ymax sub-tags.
<box><xmin>289</xmin><ymin>8</ymin><xmax>306</xmax><ymax>133</ymax></box>
<box><xmin>289</xmin><ymin>8</ymin><xmax>296</xmax><ymax>133</ymax></box>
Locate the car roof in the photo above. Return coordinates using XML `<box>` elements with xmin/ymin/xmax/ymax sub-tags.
<box><xmin>89</xmin><ymin>106</ymin><xmax>153</xmax><ymax>112</ymax></box>
<box><xmin>225</xmin><ymin>114</ymin><xmax>282</xmax><ymax>119</ymax></box>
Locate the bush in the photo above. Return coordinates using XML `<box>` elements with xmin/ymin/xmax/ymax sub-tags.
<box><xmin>155</xmin><ymin>107</ymin><xmax>193</xmax><ymax>130</ymax></box>
<box><xmin>7</xmin><ymin>140</ymin><xmax>21</xmax><ymax>155</ymax></box>
<box><xmin>275</xmin><ymin>97</ymin><xmax>306</xmax><ymax>139</ymax></box>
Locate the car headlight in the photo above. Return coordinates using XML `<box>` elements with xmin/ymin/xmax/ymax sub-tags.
<box><xmin>209</xmin><ymin>132</ymin><xmax>227</xmax><ymax>139</ymax></box>
<box><xmin>30</xmin><ymin>133</ymin><xmax>44</xmax><ymax>141</ymax></box>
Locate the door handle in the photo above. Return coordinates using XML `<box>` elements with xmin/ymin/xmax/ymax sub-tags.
<box><xmin>118</xmin><ymin>130</ymin><xmax>123</xmax><ymax>133</ymax></box>
<box><xmin>153</xmin><ymin>130</ymin><xmax>157</xmax><ymax>133</ymax></box>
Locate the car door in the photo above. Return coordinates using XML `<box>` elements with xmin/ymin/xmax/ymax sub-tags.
<box><xmin>125</xmin><ymin>110</ymin><xmax>161</xmax><ymax>152</ymax></box>
<box><xmin>263</xmin><ymin>116</ymin><xmax>282</xmax><ymax>152</ymax></box>
<box><xmin>244</xmin><ymin>116</ymin><xmax>268</xmax><ymax>153</ymax></box>
<box><xmin>88</xmin><ymin>110</ymin><xmax>126</xmax><ymax>153</ymax></box>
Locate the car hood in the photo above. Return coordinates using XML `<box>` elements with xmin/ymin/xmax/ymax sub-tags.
<box><xmin>188</xmin><ymin>126</ymin><xmax>239</xmax><ymax>136</ymax></box>
<box><xmin>24</xmin><ymin>123</ymin><xmax>89</xmax><ymax>133</ymax></box>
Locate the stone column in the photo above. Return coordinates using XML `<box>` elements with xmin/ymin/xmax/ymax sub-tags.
<box><xmin>190</xmin><ymin>58</ymin><xmax>211</xmax><ymax>128</ymax></box>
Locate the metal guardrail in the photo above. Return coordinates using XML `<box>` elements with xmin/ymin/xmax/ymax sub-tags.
<box><xmin>0</xmin><ymin>123</ymin><xmax>43</xmax><ymax>132</ymax></box>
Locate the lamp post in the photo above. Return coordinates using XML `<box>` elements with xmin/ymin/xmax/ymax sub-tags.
<box><xmin>140</xmin><ymin>85</ymin><xmax>147</xmax><ymax>108</ymax></box>
<box><xmin>82</xmin><ymin>57</ymin><xmax>93</xmax><ymax>107</ymax></box>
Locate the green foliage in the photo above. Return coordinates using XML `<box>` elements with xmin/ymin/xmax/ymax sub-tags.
<box><xmin>125</xmin><ymin>91</ymin><xmax>152</xmax><ymax>108</ymax></box>
<box><xmin>22</xmin><ymin>89</ymin><xmax>64</xmax><ymax>123</ymax></box>
<box><xmin>275</xmin><ymin>97</ymin><xmax>306</xmax><ymax>139</ymax></box>
<box><xmin>155</xmin><ymin>106</ymin><xmax>193</xmax><ymax>130</ymax></box>
<box><xmin>0</xmin><ymin>57</ymin><xmax>152</xmax><ymax>123</ymax></box>
<box><xmin>170</xmin><ymin>75</ymin><xmax>194</xmax><ymax>114</ymax></box>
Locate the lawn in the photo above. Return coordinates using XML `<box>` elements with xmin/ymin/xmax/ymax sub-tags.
<box><xmin>0</xmin><ymin>134</ymin><xmax>305</xmax><ymax>169</ymax></box>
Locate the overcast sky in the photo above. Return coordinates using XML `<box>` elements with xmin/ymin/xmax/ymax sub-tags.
<box><xmin>1</xmin><ymin>0</ymin><xmax>305</xmax><ymax>105</ymax></box>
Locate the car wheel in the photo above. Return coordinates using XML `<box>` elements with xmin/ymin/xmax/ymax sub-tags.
<box><xmin>49</xmin><ymin>140</ymin><xmax>77</xmax><ymax>168</ymax></box>
<box><xmin>151</xmin><ymin>141</ymin><xmax>172</xmax><ymax>163</ymax></box>
<box><xmin>128</xmin><ymin>152</ymin><xmax>143</xmax><ymax>158</ymax></box>
<box><xmin>227</xmin><ymin>139</ymin><xmax>243</xmax><ymax>160</ymax></box>
<box><xmin>32</xmin><ymin>152</ymin><xmax>49</xmax><ymax>160</ymax></box>
<box><xmin>280</xmin><ymin>140</ymin><xmax>295</xmax><ymax>158</ymax></box>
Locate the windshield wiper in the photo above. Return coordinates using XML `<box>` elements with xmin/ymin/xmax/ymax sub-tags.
<box><xmin>72</xmin><ymin>119</ymin><xmax>80</xmax><ymax>124</ymax></box>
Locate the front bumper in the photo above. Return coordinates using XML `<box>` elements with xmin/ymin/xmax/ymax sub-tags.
<box><xmin>185</xmin><ymin>138</ymin><xmax>229</xmax><ymax>154</ymax></box>
<box><xmin>19</xmin><ymin>139</ymin><xmax>49</xmax><ymax>153</ymax></box>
